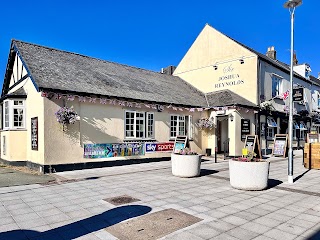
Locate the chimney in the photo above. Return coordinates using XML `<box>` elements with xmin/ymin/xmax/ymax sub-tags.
<box><xmin>160</xmin><ymin>65</ymin><xmax>176</xmax><ymax>75</ymax></box>
<box><xmin>293</xmin><ymin>52</ymin><xmax>298</xmax><ymax>66</ymax></box>
<box><xmin>266</xmin><ymin>46</ymin><xmax>276</xmax><ymax>60</ymax></box>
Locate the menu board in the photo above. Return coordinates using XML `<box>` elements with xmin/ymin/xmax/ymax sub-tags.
<box><xmin>272</xmin><ymin>134</ymin><xmax>288</xmax><ymax>157</ymax></box>
<box><xmin>243</xmin><ymin>135</ymin><xmax>261</xmax><ymax>159</ymax></box>
<box><xmin>173</xmin><ymin>136</ymin><xmax>188</xmax><ymax>153</ymax></box>
<box><xmin>31</xmin><ymin>117</ymin><xmax>38</xmax><ymax>150</ymax></box>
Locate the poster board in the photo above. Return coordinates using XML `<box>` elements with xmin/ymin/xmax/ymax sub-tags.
<box><xmin>272</xmin><ymin>134</ymin><xmax>288</xmax><ymax>157</ymax></box>
<box><xmin>243</xmin><ymin>135</ymin><xmax>262</xmax><ymax>159</ymax></box>
<box><xmin>173</xmin><ymin>136</ymin><xmax>188</xmax><ymax>153</ymax></box>
<box><xmin>307</xmin><ymin>133</ymin><xmax>320</xmax><ymax>143</ymax></box>
<box><xmin>31</xmin><ymin>117</ymin><xmax>38</xmax><ymax>151</ymax></box>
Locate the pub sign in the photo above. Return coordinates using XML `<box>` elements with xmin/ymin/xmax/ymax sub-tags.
<box><xmin>31</xmin><ymin>117</ymin><xmax>38</xmax><ymax>150</ymax></box>
<box><xmin>293</xmin><ymin>87</ymin><xmax>304</xmax><ymax>102</ymax></box>
<box><xmin>241</xmin><ymin>119</ymin><xmax>250</xmax><ymax>141</ymax></box>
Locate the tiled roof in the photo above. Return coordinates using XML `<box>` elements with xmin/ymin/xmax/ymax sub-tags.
<box><xmin>12</xmin><ymin>40</ymin><xmax>208</xmax><ymax>107</ymax></box>
<box><xmin>206</xmin><ymin>89</ymin><xmax>257</xmax><ymax>108</ymax></box>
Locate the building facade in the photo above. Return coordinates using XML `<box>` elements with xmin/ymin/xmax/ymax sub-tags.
<box><xmin>1</xmin><ymin>24</ymin><xmax>319</xmax><ymax>172</ymax></box>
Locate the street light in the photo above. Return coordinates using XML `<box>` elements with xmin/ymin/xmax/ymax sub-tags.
<box><xmin>284</xmin><ymin>0</ymin><xmax>302</xmax><ymax>184</ymax></box>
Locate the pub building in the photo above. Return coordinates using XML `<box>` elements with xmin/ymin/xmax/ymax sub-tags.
<box><xmin>1</xmin><ymin>24</ymin><xmax>320</xmax><ymax>172</ymax></box>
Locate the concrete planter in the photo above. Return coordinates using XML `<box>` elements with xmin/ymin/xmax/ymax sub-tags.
<box><xmin>171</xmin><ymin>153</ymin><xmax>201</xmax><ymax>177</ymax></box>
<box><xmin>229</xmin><ymin>159</ymin><xmax>270</xmax><ymax>190</ymax></box>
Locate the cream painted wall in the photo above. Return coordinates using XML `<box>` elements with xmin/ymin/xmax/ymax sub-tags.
<box><xmin>0</xmin><ymin>130</ymin><xmax>27</xmax><ymax>161</ymax></box>
<box><xmin>1</xmin><ymin>54</ymin><xmax>44</xmax><ymax>164</ymax></box>
<box><xmin>174</xmin><ymin>24</ymin><xmax>258</xmax><ymax>104</ymax></box>
<box><xmin>43</xmin><ymin>98</ymin><xmax>206</xmax><ymax>166</ymax></box>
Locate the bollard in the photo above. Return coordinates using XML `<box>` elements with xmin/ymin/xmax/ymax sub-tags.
<box><xmin>215</xmin><ymin>147</ymin><xmax>217</xmax><ymax>163</ymax></box>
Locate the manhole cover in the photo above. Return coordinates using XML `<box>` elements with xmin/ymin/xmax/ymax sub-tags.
<box><xmin>104</xmin><ymin>195</ymin><xmax>140</xmax><ymax>206</ymax></box>
<box><xmin>106</xmin><ymin>208</ymin><xmax>202</xmax><ymax>240</ymax></box>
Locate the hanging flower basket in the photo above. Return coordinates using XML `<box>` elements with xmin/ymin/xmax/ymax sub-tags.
<box><xmin>55</xmin><ymin>106</ymin><xmax>80</xmax><ymax>131</ymax></box>
<box><xmin>195</xmin><ymin>118</ymin><xmax>215</xmax><ymax>130</ymax></box>
<box><xmin>260</xmin><ymin>100</ymin><xmax>275</xmax><ymax>113</ymax></box>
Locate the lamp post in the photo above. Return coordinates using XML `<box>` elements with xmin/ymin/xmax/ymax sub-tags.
<box><xmin>284</xmin><ymin>0</ymin><xmax>302</xmax><ymax>184</ymax></box>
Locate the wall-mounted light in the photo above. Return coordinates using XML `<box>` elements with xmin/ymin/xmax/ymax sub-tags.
<box><xmin>239</xmin><ymin>59</ymin><xmax>244</xmax><ymax>64</ymax></box>
<box><xmin>213</xmin><ymin>65</ymin><xmax>218</xmax><ymax>70</ymax></box>
<box><xmin>229</xmin><ymin>114</ymin><xmax>234</xmax><ymax>122</ymax></box>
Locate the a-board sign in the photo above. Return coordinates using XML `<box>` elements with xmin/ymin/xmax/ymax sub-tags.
<box><xmin>173</xmin><ymin>135</ymin><xmax>188</xmax><ymax>153</ymax></box>
<box><xmin>272</xmin><ymin>134</ymin><xmax>288</xmax><ymax>157</ymax></box>
<box><xmin>307</xmin><ymin>133</ymin><xmax>320</xmax><ymax>143</ymax></box>
<box><xmin>241</xmin><ymin>119</ymin><xmax>250</xmax><ymax>141</ymax></box>
<box><xmin>243</xmin><ymin>135</ymin><xmax>262</xmax><ymax>159</ymax></box>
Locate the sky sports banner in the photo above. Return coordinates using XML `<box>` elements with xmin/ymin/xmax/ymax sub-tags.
<box><xmin>145</xmin><ymin>142</ymin><xmax>174</xmax><ymax>153</ymax></box>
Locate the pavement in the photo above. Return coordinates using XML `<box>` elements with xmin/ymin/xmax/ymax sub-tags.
<box><xmin>0</xmin><ymin>167</ymin><xmax>55</xmax><ymax>188</ymax></box>
<box><xmin>0</xmin><ymin>150</ymin><xmax>319</xmax><ymax>240</ymax></box>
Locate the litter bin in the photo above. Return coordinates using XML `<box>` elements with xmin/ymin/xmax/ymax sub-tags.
<box><xmin>206</xmin><ymin>148</ymin><xmax>212</xmax><ymax>156</ymax></box>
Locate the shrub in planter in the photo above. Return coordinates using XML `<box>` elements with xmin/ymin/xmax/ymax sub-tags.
<box><xmin>171</xmin><ymin>148</ymin><xmax>202</xmax><ymax>178</ymax></box>
<box><xmin>229</xmin><ymin>151</ymin><xmax>270</xmax><ymax>190</ymax></box>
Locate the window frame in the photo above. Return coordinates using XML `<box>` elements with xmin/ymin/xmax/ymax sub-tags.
<box><xmin>170</xmin><ymin>114</ymin><xmax>193</xmax><ymax>139</ymax></box>
<box><xmin>272</xmin><ymin>75</ymin><xmax>282</xmax><ymax>98</ymax></box>
<box><xmin>124</xmin><ymin>110</ymin><xmax>155</xmax><ymax>140</ymax></box>
<box><xmin>2</xmin><ymin>99</ymin><xmax>26</xmax><ymax>130</ymax></box>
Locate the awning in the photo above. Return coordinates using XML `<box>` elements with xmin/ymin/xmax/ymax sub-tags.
<box><xmin>267</xmin><ymin>117</ymin><xmax>277</xmax><ymax>128</ymax></box>
<box><xmin>299</xmin><ymin>122</ymin><xmax>307</xmax><ymax>130</ymax></box>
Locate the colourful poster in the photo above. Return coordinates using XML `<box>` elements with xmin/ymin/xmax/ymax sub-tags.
<box><xmin>84</xmin><ymin>143</ymin><xmax>144</xmax><ymax>158</ymax></box>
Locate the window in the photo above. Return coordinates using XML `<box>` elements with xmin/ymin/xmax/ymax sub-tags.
<box><xmin>267</xmin><ymin>128</ymin><xmax>274</xmax><ymax>139</ymax></box>
<box><xmin>2</xmin><ymin>99</ymin><xmax>25</xmax><ymax>130</ymax></box>
<box><xmin>170</xmin><ymin>115</ymin><xmax>185</xmax><ymax>138</ymax></box>
<box><xmin>267</xmin><ymin>117</ymin><xmax>277</xmax><ymax>139</ymax></box>
<box><xmin>170</xmin><ymin>115</ymin><xmax>193</xmax><ymax>139</ymax></box>
<box><xmin>125</xmin><ymin>111</ymin><xmax>154</xmax><ymax>139</ymax></box>
<box><xmin>4</xmin><ymin>101</ymin><xmax>9</xmax><ymax>128</ymax></box>
<box><xmin>272</xmin><ymin>76</ymin><xmax>282</xmax><ymax>98</ymax></box>
<box><xmin>147</xmin><ymin>113</ymin><xmax>154</xmax><ymax>138</ymax></box>
<box><xmin>299</xmin><ymin>122</ymin><xmax>307</xmax><ymax>140</ymax></box>
<box><xmin>293</xmin><ymin>121</ymin><xmax>299</xmax><ymax>140</ymax></box>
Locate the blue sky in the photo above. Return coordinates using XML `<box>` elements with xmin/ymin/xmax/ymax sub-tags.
<box><xmin>0</xmin><ymin>0</ymin><xmax>319</xmax><ymax>87</ymax></box>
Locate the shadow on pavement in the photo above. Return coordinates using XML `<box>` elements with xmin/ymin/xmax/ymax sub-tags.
<box><xmin>200</xmin><ymin>169</ymin><xmax>219</xmax><ymax>176</ymax></box>
<box><xmin>294</xmin><ymin>169</ymin><xmax>311</xmax><ymax>182</ymax></box>
<box><xmin>267</xmin><ymin>179</ymin><xmax>283</xmax><ymax>189</ymax></box>
<box><xmin>306</xmin><ymin>228</ymin><xmax>320</xmax><ymax>240</ymax></box>
<box><xmin>0</xmin><ymin>205</ymin><xmax>152</xmax><ymax>240</ymax></box>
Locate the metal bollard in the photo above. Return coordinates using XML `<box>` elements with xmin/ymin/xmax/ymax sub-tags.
<box><xmin>215</xmin><ymin>147</ymin><xmax>217</xmax><ymax>163</ymax></box>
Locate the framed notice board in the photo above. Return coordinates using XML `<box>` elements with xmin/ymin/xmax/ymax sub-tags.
<box><xmin>243</xmin><ymin>135</ymin><xmax>261</xmax><ymax>159</ymax></box>
<box><xmin>173</xmin><ymin>135</ymin><xmax>188</xmax><ymax>153</ymax></box>
<box><xmin>241</xmin><ymin>119</ymin><xmax>250</xmax><ymax>141</ymax></box>
<box><xmin>272</xmin><ymin>134</ymin><xmax>288</xmax><ymax>157</ymax></box>
<box><xmin>31</xmin><ymin>117</ymin><xmax>38</xmax><ymax>151</ymax></box>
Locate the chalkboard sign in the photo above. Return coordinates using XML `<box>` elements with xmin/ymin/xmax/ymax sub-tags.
<box><xmin>243</xmin><ymin>135</ymin><xmax>261</xmax><ymax>159</ymax></box>
<box><xmin>241</xmin><ymin>119</ymin><xmax>250</xmax><ymax>141</ymax></box>
<box><xmin>272</xmin><ymin>134</ymin><xmax>288</xmax><ymax>157</ymax></box>
<box><xmin>173</xmin><ymin>135</ymin><xmax>188</xmax><ymax>153</ymax></box>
